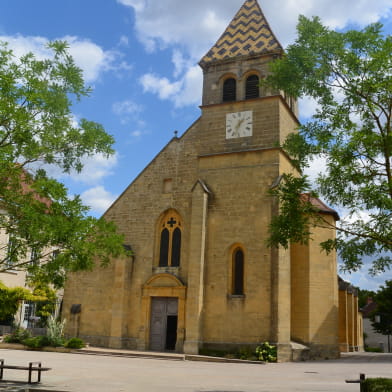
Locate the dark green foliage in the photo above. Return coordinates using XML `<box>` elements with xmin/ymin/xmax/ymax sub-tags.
<box><xmin>64</xmin><ymin>337</ymin><xmax>85</xmax><ymax>349</ymax></box>
<box><xmin>22</xmin><ymin>335</ymin><xmax>50</xmax><ymax>349</ymax></box>
<box><xmin>255</xmin><ymin>342</ymin><xmax>277</xmax><ymax>362</ymax></box>
<box><xmin>265</xmin><ymin>17</ymin><xmax>392</xmax><ymax>274</ymax></box>
<box><xmin>0</xmin><ymin>281</ymin><xmax>47</xmax><ymax>324</ymax></box>
<box><xmin>358</xmin><ymin>288</ymin><xmax>377</xmax><ymax>308</ymax></box>
<box><xmin>3</xmin><ymin>328</ymin><xmax>31</xmax><ymax>343</ymax></box>
<box><xmin>371</xmin><ymin>280</ymin><xmax>392</xmax><ymax>337</ymax></box>
<box><xmin>365</xmin><ymin>347</ymin><xmax>383</xmax><ymax>353</ymax></box>
<box><xmin>362</xmin><ymin>378</ymin><xmax>392</xmax><ymax>392</ymax></box>
<box><xmin>0</xmin><ymin>40</ymin><xmax>130</xmax><ymax>287</ymax></box>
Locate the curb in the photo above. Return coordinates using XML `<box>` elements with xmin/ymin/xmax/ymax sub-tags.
<box><xmin>77</xmin><ymin>348</ymin><xmax>265</xmax><ymax>364</ymax></box>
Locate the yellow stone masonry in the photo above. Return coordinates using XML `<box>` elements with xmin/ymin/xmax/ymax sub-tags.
<box><xmin>62</xmin><ymin>0</ymin><xmax>361</xmax><ymax>361</ymax></box>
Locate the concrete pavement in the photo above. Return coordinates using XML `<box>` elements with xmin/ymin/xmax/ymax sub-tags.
<box><xmin>0</xmin><ymin>349</ymin><xmax>391</xmax><ymax>391</ymax></box>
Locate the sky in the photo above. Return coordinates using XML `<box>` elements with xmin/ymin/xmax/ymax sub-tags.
<box><xmin>1</xmin><ymin>0</ymin><xmax>392</xmax><ymax>290</ymax></box>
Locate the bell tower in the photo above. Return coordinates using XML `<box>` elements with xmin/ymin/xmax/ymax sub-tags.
<box><xmin>193</xmin><ymin>0</ymin><xmax>301</xmax><ymax>361</ymax></box>
<box><xmin>199</xmin><ymin>0</ymin><xmax>285</xmax><ymax>104</ymax></box>
<box><xmin>197</xmin><ymin>0</ymin><xmax>298</xmax><ymax>157</ymax></box>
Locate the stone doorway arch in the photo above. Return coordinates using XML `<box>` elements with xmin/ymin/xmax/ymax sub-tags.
<box><xmin>139</xmin><ymin>273</ymin><xmax>186</xmax><ymax>352</ymax></box>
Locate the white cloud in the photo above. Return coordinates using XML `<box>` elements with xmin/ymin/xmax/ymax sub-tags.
<box><xmin>68</xmin><ymin>153</ymin><xmax>118</xmax><ymax>185</ymax></box>
<box><xmin>140</xmin><ymin>73</ymin><xmax>182</xmax><ymax>100</ymax></box>
<box><xmin>118</xmin><ymin>35</ymin><xmax>129</xmax><ymax>47</ymax></box>
<box><xmin>0</xmin><ymin>34</ymin><xmax>132</xmax><ymax>83</ymax></box>
<box><xmin>299</xmin><ymin>96</ymin><xmax>321</xmax><ymax>121</ymax></box>
<box><xmin>340</xmin><ymin>269</ymin><xmax>392</xmax><ymax>291</ymax></box>
<box><xmin>112</xmin><ymin>100</ymin><xmax>143</xmax><ymax>116</ymax></box>
<box><xmin>117</xmin><ymin>0</ymin><xmax>146</xmax><ymax>13</ymax></box>
<box><xmin>118</xmin><ymin>0</ymin><xmax>392</xmax><ymax>58</ymax></box>
<box><xmin>118</xmin><ymin>0</ymin><xmax>392</xmax><ymax>107</ymax></box>
<box><xmin>81</xmin><ymin>186</ymin><xmax>117</xmax><ymax>215</ymax></box>
<box><xmin>304</xmin><ymin>155</ymin><xmax>328</xmax><ymax>185</ymax></box>
<box><xmin>172</xmin><ymin>50</ymin><xmax>187</xmax><ymax>78</ymax></box>
<box><xmin>172</xmin><ymin>65</ymin><xmax>202</xmax><ymax>107</ymax></box>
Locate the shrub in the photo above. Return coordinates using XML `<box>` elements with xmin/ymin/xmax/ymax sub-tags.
<box><xmin>22</xmin><ymin>335</ymin><xmax>50</xmax><ymax>349</ymax></box>
<box><xmin>46</xmin><ymin>316</ymin><xmax>66</xmax><ymax>347</ymax></box>
<box><xmin>3</xmin><ymin>327</ymin><xmax>31</xmax><ymax>343</ymax></box>
<box><xmin>255</xmin><ymin>342</ymin><xmax>277</xmax><ymax>362</ymax></box>
<box><xmin>238</xmin><ymin>346</ymin><xmax>257</xmax><ymax>360</ymax></box>
<box><xmin>365</xmin><ymin>347</ymin><xmax>383</xmax><ymax>353</ymax></box>
<box><xmin>64</xmin><ymin>337</ymin><xmax>85</xmax><ymax>349</ymax></box>
<box><xmin>362</xmin><ymin>378</ymin><xmax>392</xmax><ymax>392</ymax></box>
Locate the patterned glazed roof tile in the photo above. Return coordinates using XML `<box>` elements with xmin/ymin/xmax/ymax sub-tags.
<box><xmin>199</xmin><ymin>0</ymin><xmax>283</xmax><ymax>68</ymax></box>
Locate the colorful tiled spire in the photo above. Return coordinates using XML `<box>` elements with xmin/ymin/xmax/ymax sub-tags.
<box><xmin>199</xmin><ymin>0</ymin><xmax>283</xmax><ymax>68</ymax></box>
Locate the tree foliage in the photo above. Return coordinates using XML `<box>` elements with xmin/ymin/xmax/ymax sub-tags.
<box><xmin>0</xmin><ymin>281</ymin><xmax>45</xmax><ymax>323</ymax></box>
<box><xmin>265</xmin><ymin>16</ymin><xmax>392</xmax><ymax>274</ymax></box>
<box><xmin>371</xmin><ymin>280</ymin><xmax>392</xmax><ymax>336</ymax></box>
<box><xmin>357</xmin><ymin>288</ymin><xmax>376</xmax><ymax>309</ymax></box>
<box><xmin>0</xmin><ymin>41</ymin><xmax>129</xmax><ymax>287</ymax></box>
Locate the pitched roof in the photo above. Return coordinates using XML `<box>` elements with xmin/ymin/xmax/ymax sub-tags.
<box><xmin>199</xmin><ymin>0</ymin><xmax>283</xmax><ymax>68</ymax></box>
<box><xmin>300</xmin><ymin>194</ymin><xmax>340</xmax><ymax>221</ymax></box>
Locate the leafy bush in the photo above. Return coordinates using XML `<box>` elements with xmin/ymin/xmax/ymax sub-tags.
<box><xmin>46</xmin><ymin>316</ymin><xmax>66</xmax><ymax>347</ymax></box>
<box><xmin>64</xmin><ymin>337</ymin><xmax>85</xmax><ymax>349</ymax></box>
<box><xmin>3</xmin><ymin>327</ymin><xmax>31</xmax><ymax>343</ymax></box>
<box><xmin>255</xmin><ymin>342</ymin><xmax>277</xmax><ymax>362</ymax></box>
<box><xmin>362</xmin><ymin>378</ymin><xmax>392</xmax><ymax>392</ymax></box>
<box><xmin>22</xmin><ymin>335</ymin><xmax>50</xmax><ymax>349</ymax></box>
<box><xmin>238</xmin><ymin>346</ymin><xmax>257</xmax><ymax>361</ymax></box>
<box><xmin>365</xmin><ymin>346</ymin><xmax>383</xmax><ymax>353</ymax></box>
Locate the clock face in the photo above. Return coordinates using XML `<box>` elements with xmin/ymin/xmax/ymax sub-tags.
<box><xmin>226</xmin><ymin>110</ymin><xmax>253</xmax><ymax>139</ymax></box>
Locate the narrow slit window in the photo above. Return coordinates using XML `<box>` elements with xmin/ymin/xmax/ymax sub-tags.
<box><xmin>159</xmin><ymin>228</ymin><xmax>169</xmax><ymax>266</ymax></box>
<box><xmin>171</xmin><ymin>228</ymin><xmax>181</xmax><ymax>267</ymax></box>
<box><xmin>233</xmin><ymin>248</ymin><xmax>244</xmax><ymax>295</ymax></box>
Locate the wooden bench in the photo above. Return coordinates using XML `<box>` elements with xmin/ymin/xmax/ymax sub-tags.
<box><xmin>0</xmin><ymin>359</ymin><xmax>51</xmax><ymax>384</ymax></box>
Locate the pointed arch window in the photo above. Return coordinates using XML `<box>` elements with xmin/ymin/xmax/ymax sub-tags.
<box><xmin>158</xmin><ymin>213</ymin><xmax>182</xmax><ymax>267</ymax></box>
<box><xmin>245</xmin><ymin>75</ymin><xmax>259</xmax><ymax>99</ymax></box>
<box><xmin>223</xmin><ymin>78</ymin><xmax>236</xmax><ymax>102</ymax></box>
<box><xmin>232</xmin><ymin>248</ymin><xmax>244</xmax><ymax>295</ymax></box>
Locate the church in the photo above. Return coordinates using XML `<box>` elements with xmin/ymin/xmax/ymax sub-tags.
<box><xmin>63</xmin><ymin>0</ymin><xmax>356</xmax><ymax>361</ymax></box>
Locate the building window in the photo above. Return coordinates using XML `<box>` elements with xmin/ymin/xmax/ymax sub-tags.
<box><xmin>223</xmin><ymin>78</ymin><xmax>236</xmax><ymax>102</ymax></box>
<box><xmin>232</xmin><ymin>248</ymin><xmax>244</xmax><ymax>295</ymax></box>
<box><xmin>158</xmin><ymin>213</ymin><xmax>182</xmax><ymax>267</ymax></box>
<box><xmin>5</xmin><ymin>237</ymin><xmax>16</xmax><ymax>268</ymax></box>
<box><xmin>30</xmin><ymin>248</ymin><xmax>40</xmax><ymax>266</ymax></box>
<box><xmin>245</xmin><ymin>75</ymin><xmax>259</xmax><ymax>99</ymax></box>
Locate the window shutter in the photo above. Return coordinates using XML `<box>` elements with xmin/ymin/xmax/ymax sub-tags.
<box><xmin>223</xmin><ymin>78</ymin><xmax>236</xmax><ymax>102</ymax></box>
<box><xmin>245</xmin><ymin>75</ymin><xmax>259</xmax><ymax>99</ymax></box>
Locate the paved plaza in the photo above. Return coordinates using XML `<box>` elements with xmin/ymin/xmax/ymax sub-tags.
<box><xmin>0</xmin><ymin>349</ymin><xmax>391</xmax><ymax>392</ymax></box>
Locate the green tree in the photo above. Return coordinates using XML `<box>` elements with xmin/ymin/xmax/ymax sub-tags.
<box><xmin>357</xmin><ymin>288</ymin><xmax>376</xmax><ymax>309</ymax></box>
<box><xmin>371</xmin><ymin>280</ymin><xmax>392</xmax><ymax>352</ymax></box>
<box><xmin>0</xmin><ymin>281</ymin><xmax>45</xmax><ymax>324</ymax></box>
<box><xmin>265</xmin><ymin>16</ymin><xmax>392</xmax><ymax>274</ymax></box>
<box><xmin>32</xmin><ymin>284</ymin><xmax>58</xmax><ymax>327</ymax></box>
<box><xmin>0</xmin><ymin>41</ymin><xmax>128</xmax><ymax>287</ymax></box>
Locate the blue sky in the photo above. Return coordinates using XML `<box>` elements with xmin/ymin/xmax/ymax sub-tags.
<box><xmin>1</xmin><ymin>0</ymin><xmax>392</xmax><ymax>290</ymax></box>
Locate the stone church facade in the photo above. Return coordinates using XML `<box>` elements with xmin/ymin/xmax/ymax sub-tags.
<box><xmin>63</xmin><ymin>0</ymin><xmax>343</xmax><ymax>361</ymax></box>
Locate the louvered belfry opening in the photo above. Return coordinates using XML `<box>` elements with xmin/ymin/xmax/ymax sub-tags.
<box><xmin>245</xmin><ymin>75</ymin><xmax>260</xmax><ymax>99</ymax></box>
<box><xmin>223</xmin><ymin>78</ymin><xmax>236</xmax><ymax>102</ymax></box>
